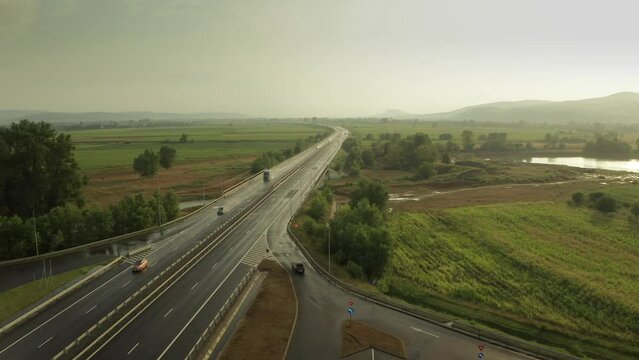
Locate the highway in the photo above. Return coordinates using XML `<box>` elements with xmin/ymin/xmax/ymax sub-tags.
<box><xmin>0</xmin><ymin>128</ymin><xmax>344</xmax><ymax>360</ymax></box>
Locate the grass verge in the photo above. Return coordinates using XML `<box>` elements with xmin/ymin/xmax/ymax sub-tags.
<box><xmin>219</xmin><ymin>260</ymin><xmax>297</xmax><ymax>360</ymax></box>
<box><xmin>341</xmin><ymin>320</ymin><xmax>407</xmax><ymax>358</ymax></box>
<box><xmin>0</xmin><ymin>265</ymin><xmax>95</xmax><ymax>323</ymax></box>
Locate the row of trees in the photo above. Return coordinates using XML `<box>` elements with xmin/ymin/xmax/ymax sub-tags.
<box><xmin>0</xmin><ymin>191</ymin><xmax>179</xmax><ymax>261</ymax></box>
<box><xmin>583</xmin><ymin>133</ymin><xmax>633</xmax><ymax>156</ymax></box>
<box><xmin>300</xmin><ymin>179</ymin><xmax>391</xmax><ymax>280</ymax></box>
<box><xmin>250</xmin><ymin>130</ymin><xmax>331</xmax><ymax>173</ymax></box>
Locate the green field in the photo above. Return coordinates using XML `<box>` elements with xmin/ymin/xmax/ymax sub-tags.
<box><xmin>383</xmin><ymin>202</ymin><xmax>639</xmax><ymax>359</ymax></box>
<box><xmin>0</xmin><ymin>265</ymin><xmax>96</xmax><ymax>323</ymax></box>
<box><xmin>69</xmin><ymin>122</ymin><xmax>325</xmax><ymax>171</ymax></box>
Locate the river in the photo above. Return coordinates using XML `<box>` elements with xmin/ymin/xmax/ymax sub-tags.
<box><xmin>522</xmin><ymin>157</ymin><xmax>639</xmax><ymax>173</ymax></box>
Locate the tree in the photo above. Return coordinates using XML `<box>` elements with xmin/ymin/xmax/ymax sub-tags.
<box><xmin>361</xmin><ymin>150</ymin><xmax>375</xmax><ymax>168</ymax></box>
<box><xmin>133</xmin><ymin>149</ymin><xmax>159</xmax><ymax>177</ymax></box>
<box><xmin>461</xmin><ymin>130</ymin><xmax>475</xmax><ymax>152</ymax></box>
<box><xmin>438</xmin><ymin>133</ymin><xmax>453</xmax><ymax>141</ymax></box>
<box><xmin>350</xmin><ymin>179</ymin><xmax>389</xmax><ymax>210</ymax></box>
<box><xmin>416</xmin><ymin>162</ymin><xmax>435</xmax><ymax>180</ymax></box>
<box><xmin>0</xmin><ymin>120</ymin><xmax>85</xmax><ymax>217</ymax></box>
<box><xmin>631</xmin><ymin>202</ymin><xmax>639</xmax><ymax>218</ymax></box>
<box><xmin>159</xmin><ymin>145</ymin><xmax>177</xmax><ymax>170</ymax></box>
<box><xmin>572</xmin><ymin>192</ymin><xmax>584</xmax><ymax>206</ymax></box>
<box><xmin>307</xmin><ymin>194</ymin><xmax>328</xmax><ymax>221</ymax></box>
<box><xmin>162</xmin><ymin>191</ymin><xmax>180</xmax><ymax>220</ymax></box>
<box><xmin>342</xmin><ymin>138</ymin><xmax>359</xmax><ymax>153</ymax></box>
<box><xmin>179</xmin><ymin>133</ymin><xmax>188</xmax><ymax>143</ymax></box>
<box><xmin>441</xmin><ymin>153</ymin><xmax>451</xmax><ymax>164</ymax></box>
<box><xmin>595</xmin><ymin>196</ymin><xmax>616</xmax><ymax>213</ymax></box>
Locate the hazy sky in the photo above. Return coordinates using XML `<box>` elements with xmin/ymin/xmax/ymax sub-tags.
<box><xmin>1</xmin><ymin>0</ymin><xmax>638</xmax><ymax>117</ymax></box>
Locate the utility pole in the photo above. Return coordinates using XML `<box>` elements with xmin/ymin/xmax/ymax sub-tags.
<box><xmin>327</xmin><ymin>221</ymin><xmax>331</xmax><ymax>274</ymax></box>
<box><xmin>32</xmin><ymin>206</ymin><xmax>46</xmax><ymax>287</ymax></box>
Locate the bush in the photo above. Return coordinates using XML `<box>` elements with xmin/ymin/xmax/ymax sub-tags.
<box><xmin>572</xmin><ymin>192</ymin><xmax>585</xmax><ymax>206</ymax></box>
<box><xmin>416</xmin><ymin>162</ymin><xmax>435</xmax><ymax>180</ymax></box>
<box><xmin>632</xmin><ymin>202</ymin><xmax>639</xmax><ymax>218</ymax></box>
<box><xmin>588</xmin><ymin>192</ymin><xmax>605</xmax><ymax>203</ymax></box>
<box><xmin>345</xmin><ymin>260</ymin><xmax>367</xmax><ymax>280</ymax></box>
<box><xmin>595</xmin><ymin>196</ymin><xmax>617</xmax><ymax>213</ymax></box>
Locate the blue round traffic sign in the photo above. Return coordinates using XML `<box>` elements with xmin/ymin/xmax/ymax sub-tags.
<box><xmin>478</xmin><ymin>352</ymin><xmax>484</xmax><ymax>359</ymax></box>
<box><xmin>347</xmin><ymin>307</ymin><xmax>354</xmax><ymax>315</ymax></box>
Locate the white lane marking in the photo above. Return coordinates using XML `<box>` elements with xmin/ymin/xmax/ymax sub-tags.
<box><xmin>85</xmin><ymin>305</ymin><xmax>97</xmax><ymax>314</ymax></box>
<box><xmin>157</xmin><ymin>233</ymin><xmax>267</xmax><ymax>359</ymax></box>
<box><xmin>410</xmin><ymin>326</ymin><xmax>439</xmax><ymax>338</ymax></box>
<box><xmin>191</xmin><ymin>282</ymin><xmax>199</xmax><ymax>290</ymax></box>
<box><xmin>0</xmin><ymin>265</ymin><xmax>131</xmax><ymax>355</ymax></box>
<box><xmin>121</xmin><ymin>280</ymin><xmax>131</xmax><ymax>288</ymax></box>
<box><xmin>127</xmin><ymin>342</ymin><xmax>139</xmax><ymax>355</ymax></box>
<box><xmin>211</xmin><ymin>263</ymin><xmax>218</xmax><ymax>269</ymax></box>
<box><xmin>163</xmin><ymin>308</ymin><xmax>173</xmax><ymax>318</ymax></box>
<box><xmin>37</xmin><ymin>337</ymin><xmax>53</xmax><ymax>348</ymax></box>
<box><xmin>229</xmin><ymin>246</ymin><xmax>234</xmax><ymax>251</ymax></box>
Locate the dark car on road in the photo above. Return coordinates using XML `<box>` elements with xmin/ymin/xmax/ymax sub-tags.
<box><xmin>217</xmin><ymin>206</ymin><xmax>224</xmax><ymax>215</ymax></box>
<box><xmin>291</xmin><ymin>262</ymin><xmax>305</xmax><ymax>274</ymax></box>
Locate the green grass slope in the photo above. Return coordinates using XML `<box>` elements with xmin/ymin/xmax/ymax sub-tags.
<box><xmin>383</xmin><ymin>202</ymin><xmax>639</xmax><ymax>358</ymax></box>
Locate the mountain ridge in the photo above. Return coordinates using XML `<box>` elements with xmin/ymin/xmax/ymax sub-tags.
<box><xmin>379</xmin><ymin>92</ymin><xmax>639</xmax><ymax>123</ymax></box>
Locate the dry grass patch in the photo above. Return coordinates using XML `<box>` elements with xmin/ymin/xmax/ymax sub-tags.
<box><xmin>219</xmin><ymin>260</ymin><xmax>297</xmax><ymax>360</ymax></box>
<box><xmin>341</xmin><ymin>320</ymin><xmax>407</xmax><ymax>359</ymax></box>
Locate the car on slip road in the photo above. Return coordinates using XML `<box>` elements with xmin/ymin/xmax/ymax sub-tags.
<box><xmin>132</xmin><ymin>259</ymin><xmax>149</xmax><ymax>272</ymax></box>
<box><xmin>217</xmin><ymin>206</ymin><xmax>224</xmax><ymax>215</ymax></box>
<box><xmin>291</xmin><ymin>262</ymin><xmax>305</xmax><ymax>274</ymax></box>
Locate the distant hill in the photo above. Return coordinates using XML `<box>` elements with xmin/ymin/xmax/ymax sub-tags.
<box><xmin>0</xmin><ymin>111</ymin><xmax>247</xmax><ymax>125</ymax></box>
<box><xmin>0</xmin><ymin>110</ymin><xmax>43</xmax><ymax>123</ymax></box>
<box><xmin>382</xmin><ymin>92</ymin><xmax>639</xmax><ymax>123</ymax></box>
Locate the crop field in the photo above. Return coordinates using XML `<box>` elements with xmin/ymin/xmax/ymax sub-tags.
<box><xmin>383</xmin><ymin>202</ymin><xmax>639</xmax><ymax>358</ymax></box>
<box><xmin>67</xmin><ymin>122</ymin><xmax>326</xmax><ymax>205</ymax></box>
<box><xmin>70</xmin><ymin>122</ymin><xmax>325</xmax><ymax>170</ymax></box>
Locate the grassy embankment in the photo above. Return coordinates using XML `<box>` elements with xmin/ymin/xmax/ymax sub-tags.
<box><xmin>384</xmin><ymin>200</ymin><xmax>639</xmax><ymax>359</ymax></box>
<box><xmin>0</xmin><ymin>265</ymin><xmax>95</xmax><ymax>323</ymax></box>
<box><xmin>68</xmin><ymin>122</ymin><xmax>325</xmax><ymax>206</ymax></box>
<box><xmin>219</xmin><ymin>260</ymin><xmax>297</xmax><ymax>360</ymax></box>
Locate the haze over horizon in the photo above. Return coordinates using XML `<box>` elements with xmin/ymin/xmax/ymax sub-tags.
<box><xmin>1</xmin><ymin>0</ymin><xmax>638</xmax><ymax>117</ymax></box>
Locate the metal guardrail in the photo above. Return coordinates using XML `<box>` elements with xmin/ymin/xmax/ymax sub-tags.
<box><xmin>287</xmin><ymin>226</ymin><xmax>582</xmax><ymax>360</ymax></box>
<box><xmin>52</xmin><ymin>138</ymin><xmax>332</xmax><ymax>360</ymax></box>
<box><xmin>184</xmin><ymin>266</ymin><xmax>257</xmax><ymax>360</ymax></box>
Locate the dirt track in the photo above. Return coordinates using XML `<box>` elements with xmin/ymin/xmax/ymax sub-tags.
<box><xmin>389</xmin><ymin>179</ymin><xmax>616</xmax><ymax>211</ymax></box>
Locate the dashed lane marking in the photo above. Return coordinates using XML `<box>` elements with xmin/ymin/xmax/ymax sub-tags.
<box><xmin>127</xmin><ymin>342</ymin><xmax>139</xmax><ymax>355</ymax></box>
<box><xmin>37</xmin><ymin>337</ymin><xmax>53</xmax><ymax>349</ymax></box>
